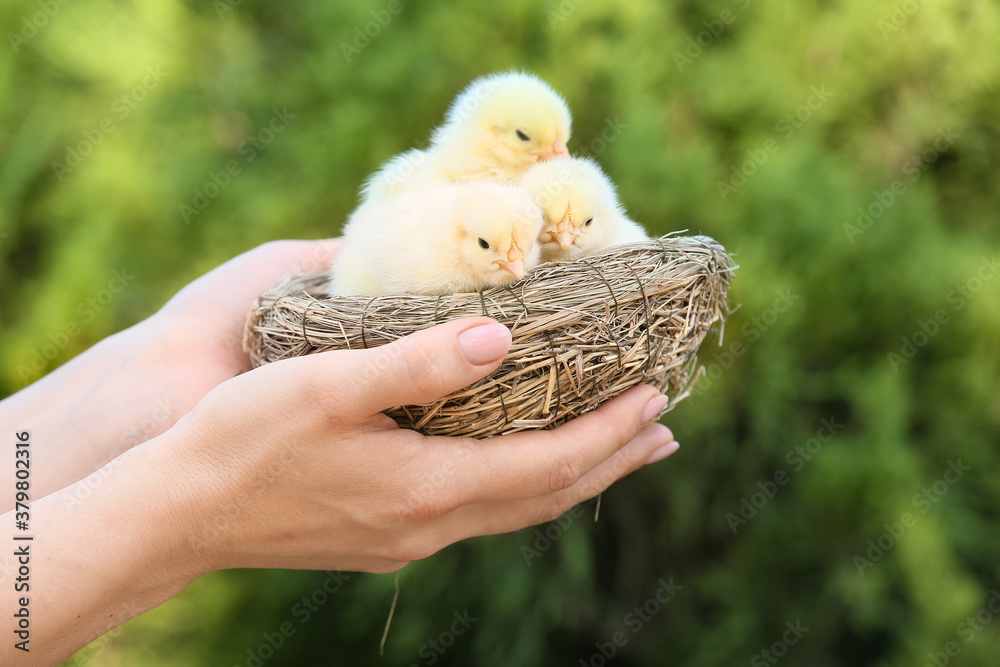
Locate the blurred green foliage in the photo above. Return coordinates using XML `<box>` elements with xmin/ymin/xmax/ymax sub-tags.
<box><xmin>2</xmin><ymin>0</ymin><xmax>999</xmax><ymax>665</ymax></box>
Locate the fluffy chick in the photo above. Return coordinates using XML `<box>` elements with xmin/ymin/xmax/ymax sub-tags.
<box><xmin>520</xmin><ymin>157</ymin><xmax>649</xmax><ymax>263</ymax></box>
<box><xmin>328</xmin><ymin>182</ymin><xmax>543</xmax><ymax>296</ymax></box>
<box><xmin>361</xmin><ymin>71</ymin><xmax>572</xmax><ymax>204</ymax></box>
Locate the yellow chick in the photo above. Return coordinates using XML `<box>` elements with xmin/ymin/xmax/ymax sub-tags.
<box><xmin>520</xmin><ymin>157</ymin><xmax>649</xmax><ymax>263</ymax></box>
<box><xmin>361</xmin><ymin>71</ymin><xmax>572</xmax><ymax>204</ymax></box>
<box><xmin>327</xmin><ymin>182</ymin><xmax>543</xmax><ymax>296</ymax></box>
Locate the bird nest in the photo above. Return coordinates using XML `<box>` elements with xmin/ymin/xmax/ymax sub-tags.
<box><xmin>244</xmin><ymin>234</ymin><xmax>734</xmax><ymax>438</ymax></box>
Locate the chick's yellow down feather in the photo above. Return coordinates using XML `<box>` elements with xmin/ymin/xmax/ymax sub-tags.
<box><xmin>361</xmin><ymin>71</ymin><xmax>572</xmax><ymax>205</ymax></box>
<box><xmin>327</xmin><ymin>182</ymin><xmax>543</xmax><ymax>296</ymax></box>
<box><xmin>520</xmin><ymin>157</ymin><xmax>649</xmax><ymax>263</ymax></box>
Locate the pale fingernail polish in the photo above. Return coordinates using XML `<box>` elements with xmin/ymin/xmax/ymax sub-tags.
<box><xmin>645</xmin><ymin>441</ymin><xmax>680</xmax><ymax>465</ymax></box>
<box><xmin>457</xmin><ymin>322</ymin><xmax>512</xmax><ymax>366</ymax></box>
<box><xmin>640</xmin><ymin>394</ymin><xmax>669</xmax><ymax>424</ymax></box>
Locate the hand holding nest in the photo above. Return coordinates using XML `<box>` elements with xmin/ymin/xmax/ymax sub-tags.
<box><xmin>166</xmin><ymin>316</ymin><xmax>679</xmax><ymax>575</ymax></box>
<box><xmin>1</xmin><ymin>240</ymin><xmax>678</xmax><ymax>664</ymax></box>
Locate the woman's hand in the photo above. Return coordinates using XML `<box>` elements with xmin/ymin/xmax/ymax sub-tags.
<box><xmin>131</xmin><ymin>238</ymin><xmax>346</xmax><ymax>437</ymax></box>
<box><xmin>7</xmin><ymin>317</ymin><xmax>677</xmax><ymax>664</ymax></box>
<box><xmin>160</xmin><ymin>317</ymin><xmax>678</xmax><ymax>576</ymax></box>
<box><xmin>153</xmin><ymin>238</ymin><xmax>343</xmax><ymax>380</ymax></box>
<box><xmin>3</xmin><ymin>239</ymin><xmax>342</xmax><ymax>501</ymax></box>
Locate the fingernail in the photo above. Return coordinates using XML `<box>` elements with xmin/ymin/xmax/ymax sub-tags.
<box><xmin>645</xmin><ymin>441</ymin><xmax>679</xmax><ymax>465</ymax></box>
<box><xmin>640</xmin><ymin>394</ymin><xmax>670</xmax><ymax>424</ymax></box>
<box><xmin>457</xmin><ymin>322</ymin><xmax>512</xmax><ymax>366</ymax></box>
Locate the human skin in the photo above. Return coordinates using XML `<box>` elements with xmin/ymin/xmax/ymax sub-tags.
<box><xmin>2</xmin><ymin>240</ymin><xmax>346</xmax><ymax>500</ymax></box>
<box><xmin>0</xmin><ymin>240</ymin><xmax>677</xmax><ymax>665</ymax></box>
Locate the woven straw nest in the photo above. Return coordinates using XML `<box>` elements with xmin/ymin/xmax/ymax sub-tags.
<box><xmin>244</xmin><ymin>234</ymin><xmax>735</xmax><ymax>438</ymax></box>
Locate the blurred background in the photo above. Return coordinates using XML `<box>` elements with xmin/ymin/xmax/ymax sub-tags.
<box><xmin>2</xmin><ymin>0</ymin><xmax>999</xmax><ymax>665</ymax></box>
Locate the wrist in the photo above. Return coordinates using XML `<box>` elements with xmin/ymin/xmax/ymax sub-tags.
<box><xmin>0</xmin><ymin>321</ymin><xmax>169</xmax><ymax>505</ymax></box>
<box><xmin>141</xmin><ymin>415</ymin><xmax>248</xmax><ymax>576</ymax></box>
<box><xmin>11</xmin><ymin>435</ymin><xmax>205</xmax><ymax>663</ymax></box>
<box><xmin>58</xmin><ymin>435</ymin><xmax>204</xmax><ymax>594</ymax></box>
<box><xmin>122</xmin><ymin>430</ymin><xmax>216</xmax><ymax>586</ymax></box>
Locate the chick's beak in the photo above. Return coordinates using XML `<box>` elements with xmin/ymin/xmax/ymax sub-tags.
<box><xmin>551</xmin><ymin>215</ymin><xmax>577</xmax><ymax>250</ymax></box>
<box><xmin>499</xmin><ymin>242</ymin><xmax>526</xmax><ymax>279</ymax></box>
<box><xmin>539</xmin><ymin>139</ymin><xmax>569</xmax><ymax>162</ymax></box>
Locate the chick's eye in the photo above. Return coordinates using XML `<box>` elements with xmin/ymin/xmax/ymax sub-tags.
<box><xmin>584</xmin><ymin>218</ymin><xmax>594</xmax><ymax>227</ymax></box>
<box><xmin>515</xmin><ymin>129</ymin><xmax>530</xmax><ymax>142</ymax></box>
<box><xmin>478</xmin><ymin>237</ymin><xmax>490</xmax><ymax>250</ymax></box>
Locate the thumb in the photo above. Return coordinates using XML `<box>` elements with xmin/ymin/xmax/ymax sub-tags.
<box><xmin>332</xmin><ymin>317</ymin><xmax>512</xmax><ymax>417</ymax></box>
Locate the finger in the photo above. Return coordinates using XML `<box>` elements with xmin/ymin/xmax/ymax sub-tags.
<box><xmin>469</xmin><ymin>425</ymin><xmax>677</xmax><ymax>536</ymax></box>
<box><xmin>434</xmin><ymin>384</ymin><xmax>669</xmax><ymax>505</ymax></box>
<box><xmin>171</xmin><ymin>238</ymin><xmax>342</xmax><ymax>305</ymax></box>
<box><xmin>560</xmin><ymin>423</ymin><xmax>677</xmax><ymax>502</ymax></box>
<box><xmin>229</xmin><ymin>238</ymin><xmax>344</xmax><ymax>290</ymax></box>
<box><xmin>162</xmin><ymin>238</ymin><xmax>343</xmax><ymax>344</ymax></box>
<box><xmin>320</xmin><ymin>317</ymin><xmax>512</xmax><ymax>417</ymax></box>
<box><xmin>406</xmin><ymin>424</ymin><xmax>679</xmax><ymax>552</ymax></box>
